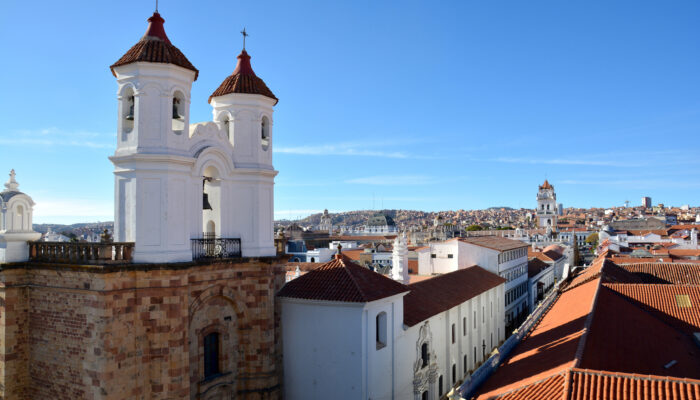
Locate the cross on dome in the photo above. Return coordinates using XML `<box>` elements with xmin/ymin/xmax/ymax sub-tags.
<box><xmin>241</xmin><ymin>28</ymin><xmax>249</xmax><ymax>50</ymax></box>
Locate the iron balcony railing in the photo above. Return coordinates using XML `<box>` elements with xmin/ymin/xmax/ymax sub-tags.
<box><xmin>191</xmin><ymin>237</ymin><xmax>242</xmax><ymax>260</ymax></box>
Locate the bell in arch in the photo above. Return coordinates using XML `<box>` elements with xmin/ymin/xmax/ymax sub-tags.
<box><xmin>202</xmin><ymin>193</ymin><xmax>213</xmax><ymax>210</ymax></box>
<box><xmin>172</xmin><ymin>97</ymin><xmax>183</xmax><ymax>120</ymax></box>
<box><xmin>125</xmin><ymin>96</ymin><xmax>135</xmax><ymax>120</ymax></box>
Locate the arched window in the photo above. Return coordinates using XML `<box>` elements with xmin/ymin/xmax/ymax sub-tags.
<box><xmin>451</xmin><ymin>323</ymin><xmax>455</xmax><ymax>344</ymax></box>
<box><xmin>452</xmin><ymin>363</ymin><xmax>456</xmax><ymax>385</ymax></box>
<box><xmin>376</xmin><ymin>312</ymin><xmax>387</xmax><ymax>349</ymax></box>
<box><xmin>438</xmin><ymin>375</ymin><xmax>443</xmax><ymax>396</ymax></box>
<box><xmin>203</xmin><ymin>332</ymin><xmax>220</xmax><ymax>379</ymax></box>
<box><xmin>172</xmin><ymin>91</ymin><xmax>185</xmax><ymax>133</ymax></box>
<box><xmin>16</xmin><ymin>205</ymin><xmax>23</xmax><ymax>216</ymax></box>
<box><xmin>421</xmin><ymin>343</ymin><xmax>429</xmax><ymax>368</ymax></box>
<box><xmin>121</xmin><ymin>86</ymin><xmax>135</xmax><ymax>135</ymax></box>
<box><xmin>464</xmin><ymin>355</ymin><xmax>467</xmax><ymax>374</ymax></box>
<box><xmin>261</xmin><ymin>116</ymin><xmax>270</xmax><ymax>150</ymax></box>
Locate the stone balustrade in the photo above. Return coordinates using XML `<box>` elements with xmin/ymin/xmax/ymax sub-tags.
<box><xmin>29</xmin><ymin>242</ymin><xmax>134</xmax><ymax>264</ymax></box>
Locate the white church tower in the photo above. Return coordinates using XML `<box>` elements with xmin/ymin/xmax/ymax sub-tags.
<box><xmin>0</xmin><ymin>170</ymin><xmax>41</xmax><ymax>263</ymax></box>
<box><xmin>391</xmin><ymin>232</ymin><xmax>409</xmax><ymax>284</ymax></box>
<box><xmin>109</xmin><ymin>12</ymin><xmax>278</xmax><ymax>263</ymax></box>
<box><xmin>536</xmin><ymin>180</ymin><xmax>557</xmax><ymax>229</ymax></box>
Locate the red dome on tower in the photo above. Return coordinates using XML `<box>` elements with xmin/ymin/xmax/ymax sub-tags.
<box><xmin>110</xmin><ymin>12</ymin><xmax>198</xmax><ymax>80</ymax></box>
<box><xmin>209</xmin><ymin>50</ymin><xmax>277</xmax><ymax>104</ymax></box>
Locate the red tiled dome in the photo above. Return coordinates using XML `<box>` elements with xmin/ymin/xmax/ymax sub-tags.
<box><xmin>110</xmin><ymin>12</ymin><xmax>198</xmax><ymax>80</ymax></box>
<box><xmin>208</xmin><ymin>50</ymin><xmax>278</xmax><ymax>104</ymax></box>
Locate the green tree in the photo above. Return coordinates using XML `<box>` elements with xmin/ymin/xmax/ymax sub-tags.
<box><xmin>466</xmin><ymin>225</ymin><xmax>483</xmax><ymax>231</ymax></box>
<box><xmin>585</xmin><ymin>232</ymin><xmax>599</xmax><ymax>249</ymax></box>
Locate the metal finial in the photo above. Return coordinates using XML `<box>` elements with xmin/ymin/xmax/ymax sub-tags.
<box><xmin>336</xmin><ymin>243</ymin><xmax>342</xmax><ymax>255</ymax></box>
<box><xmin>241</xmin><ymin>28</ymin><xmax>249</xmax><ymax>50</ymax></box>
<box><xmin>155</xmin><ymin>0</ymin><xmax>158</xmax><ymax>12</ymax></box>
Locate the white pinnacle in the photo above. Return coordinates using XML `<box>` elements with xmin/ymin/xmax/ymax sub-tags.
<box><xmin>4</xmin><ymin>169</ymin><xmax>19</xmax><ymax>192</ymax></box>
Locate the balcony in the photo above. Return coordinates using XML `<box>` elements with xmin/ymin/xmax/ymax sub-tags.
<box><xmin>191</xmin><ymin>237</ymin><xmax>241</xmax><ymax>260</ymax></box>
<box><xmin>29</xmin><ymin>242</ymin><xmax>134</xmax><ymax>264</ymax></box>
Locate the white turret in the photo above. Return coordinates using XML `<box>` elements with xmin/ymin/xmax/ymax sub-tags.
<box><xmin>391</xmin><ymin>232</ymin><xmax>409</xmax><ymax>284</ymax></box>
<box><xmin>0</xmin><ymin>170</ymin><xmax>41</xmax><ymax>263</ymax></box>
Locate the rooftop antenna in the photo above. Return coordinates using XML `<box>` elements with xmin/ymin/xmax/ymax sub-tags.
<box><xmin>241</xmin><ymin>28</ymin><xmax>249</xmax><ymax>50</ymax></box>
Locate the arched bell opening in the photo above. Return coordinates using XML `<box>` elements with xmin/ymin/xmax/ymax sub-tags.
<box><xmin>202</xmin><ymin>165</ymin><xmax>221</xmax><ymax>240</ymax></box>
<box><xmin>172</xmin><ymin>90</ymin><xmax>186</xmax><ymax>134</ymax></box>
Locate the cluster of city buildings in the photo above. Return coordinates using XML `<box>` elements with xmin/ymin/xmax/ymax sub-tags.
<box><xmin>0</xmin><ymin>9</ymin><xmax>698</xmax><ymax>400</ymax></box>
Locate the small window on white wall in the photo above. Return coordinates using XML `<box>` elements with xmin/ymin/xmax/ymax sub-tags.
<box><xmin>261</xmin><ymin>116</ymin><xmax>270</xmax><ymax>151</ymax></box>
<box><xmin>121</xmin><ymin>87</ymin><xmax>135</xmax><ymax>135</ymax></box>
<box><xmin>376</xmin><ymin>312</ymin><xmax>387</xmax><ymax>349</ymax></box>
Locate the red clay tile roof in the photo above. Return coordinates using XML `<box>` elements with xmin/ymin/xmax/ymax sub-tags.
<box><xmin>567</xmin><ymin>369</ymin><xmax>700</xmax><ymax>400</ymax></box>
<box><xmin>493</xmin><ymin>372</ymin><xmax>565</xmax><ymax>400</ymax></box>
<box><xmin>617</xmin><ymin>263</ymin><xmax>700</xmax><ymax>285</ymax></box>
<box><xmin>492</xmin><ymin>369</ymin><xmax>700</xmax><ymax>400</ymax></box>
<box><xmin>403</xmin><ymin>266</ymin><xmax>505</xmax><ymax>326</ymax></box>
<box><xmin>277</xmin><ymin>254</ymin><xmax>408</xmax><ymax>302</ymax></box>
<box><xmin>528</xmin><ymin>258</ymin><xmax>551</xmax><ymax>278</ymax></box>
<box><xmin>110</xmin><ymin>12</ymin><xmax>198</xmax><ymax>80</ymax></box>
<box><xmin>603</xmin><ymin>283</ymin><xmax>700</xmax><ymax>335</ymax></box>
<box><xmin>284</xmin><ymin>262</ymin><xmax>322</xmax><ymax>272</ymax></box>
<box><xmin>579</xmin><ymin>285</ymin><xmax>700</xmax><ymax>379</ymax></box>
<box><xmin>208</xmin><ymin>50</ymin><xmax>278</xmax><ymax>104</ymax></box>
<box><xmin>459</xmin><ymin>236</ymin><xmax>529</xmax><ymax>252</ymax></box>
<box><xmin>475</xmin><ymin>279</ymin><xmax>600</xmax><ymax>399</ymax></box>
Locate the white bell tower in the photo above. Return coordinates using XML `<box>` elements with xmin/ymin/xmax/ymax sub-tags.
<box><xmin>208</xmin><ymin>47</ymin><xmax>278</xmax><ymax>257</ymax></box>
<box><xmin>109</xmin><ymin>11</ymin><xmax>199</xmax><ymax>263</ymax></box>
<box><xmin>536</xmin><ymin>180</ymin><xmax>557</xmax><ymax>229</ymax></box>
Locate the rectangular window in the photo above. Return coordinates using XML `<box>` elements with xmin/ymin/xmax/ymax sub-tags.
<box><xmin>451</xmin><ymin>323</ymin><xmax>455</xmax><ymax>344</ymax></box>
<box><xmin>464</xmin><ymin>355</ymin><xmax>467</xmax><ymax>374</ymax></box>
<box><xmin>463</xmin><ymin>317</ymin><xmax>466</xmax><ymax>336</ymax></box>
<box><xmin>447</xmin><ymin>254</ymin><xmax>454</xmax><ymax>258</ymax></box>
<box><xmin>431</xmin><ymin>254</ymin><xmax>436</xmax><ymax>258</ymax></box>
<box><xmin>204</xmin><ymin>332</ymin><xmax>220</xmax><ymax>379</ymax></box>
<box><xmin>473</xmin><ymin>311</ymin><xmax>476</xmax><ymax>328</ymax></box>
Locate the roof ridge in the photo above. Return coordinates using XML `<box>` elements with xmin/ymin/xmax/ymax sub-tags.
<box><xmin>571</xmin><ymin>277</ymin><xmax>602</xmax><ymax>368</ymax></box>
<box><xmin>339</xmin><ymin>257</ymin><xmax>369</xmax><ymax>301</ymax></box>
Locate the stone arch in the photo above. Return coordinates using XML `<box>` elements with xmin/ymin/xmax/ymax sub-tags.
<box><xmin>193</xmin><ymin>147</ymin><xmax>235</xmax><ymax>178</ymax></box>
<box><xmin>189</xmin><ymin>284</ymin><xmax>250</xmax><ymax>326</ymax></box>
<box><xmin>189</xmin><ymin>284</ymin><xmax>250</xmax><ymax>399</ymax></box>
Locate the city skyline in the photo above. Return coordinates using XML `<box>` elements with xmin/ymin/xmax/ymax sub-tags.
<box><xmin>2</xmin><ymin>0</ymin><xmax>700</xmax><ymax>224</ymax></box>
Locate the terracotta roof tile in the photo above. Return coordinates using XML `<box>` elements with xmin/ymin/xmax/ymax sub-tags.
<box><xmin>459</xmin><ymin>236</ymin><xmax>529</xmax><ymax>252</ymax></box>
<box><xmin>567</xmin><ymin>369</ymin><xmax>700</xmax><ymax>400</ymax></box>
<box><xmin>474</xmin><ymin>279</ymin><xmax>600</xmax><ymax>399</ymax></box>
<box><xmin>603</xmin><ymin>283</ymin><xmax>700</xmax><ymax>335</ymax></box>
<box><xmin>110</xmin><ymin>12</ymin><xmax>198</xmax><ymax>79</ymax></box>
<box><xmin>579</xmin><ymin>285</ymin><xmax>700</xmax><ymax>379</ymax></box>
<box><xmin>403</xmin><ymin>266</ymin><xmax>505</xmax><ymax>327</ymax></box>
<box><xmin>209</xmin><ymin>50</ymin><xmax>277</xmax><ymax>104</ymax></box>
<box><xmin>617</xmin><ymin>263</ymin><xmax>700</xmax><ymax>285</ymax></box>
<box><xmin>493</xmin><ymin>372</ymin><xmax>565</xmax><ymax>400</ymax></box>
<box><xmin>277</xmin><ymin>254</ymin><xmax>408</xmax><ymax>302</ymax></box>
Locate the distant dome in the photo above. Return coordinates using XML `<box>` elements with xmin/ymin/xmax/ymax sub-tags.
<box><xmin>368</xmin><ymin>213</ymin><xmax>396</xmax><ymax>227</ymax></box>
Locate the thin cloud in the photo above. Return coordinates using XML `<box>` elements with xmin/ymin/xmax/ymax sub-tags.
<box><xmin>276</xmin><ymin>143</ymin><xmax>410</xmax><ymax>158</ymax></box>
<box><xmin>490</xmin><ymin>157</ymin><xmax>637</xmax><ymax>167</ymax></box>
<box><xmin>345</xmin><ymin>175</ymin><xmax>435</xmax><ymax>185</ymax></box>
<box><xmin>2</xmin><ymin>128</ymin><xmax>113</xmax><ymax>149</ymax></box>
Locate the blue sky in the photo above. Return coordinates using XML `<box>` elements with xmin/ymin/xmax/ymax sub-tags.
<box><xmin>1</xmin><ymin>0</ymin><xmax>699</xmax><ymax>224</ymax></box>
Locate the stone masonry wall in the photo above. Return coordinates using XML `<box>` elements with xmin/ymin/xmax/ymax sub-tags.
<box><xmin>0</xmin><ymin>256</ymin><xmax>287</xmax><ymax>400</ymax></box>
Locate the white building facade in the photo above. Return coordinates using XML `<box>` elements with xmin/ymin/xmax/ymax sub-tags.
<box><xmin>416</xmin><ymin>237</ymin><xmax>529</xmax><ymax>330</ymax></box>
<box><xmin>109</xmin><ymin>13</ymin><xmax>278</xmax><ymax>263</ymax></box>
<box><xmin>279</xmin><ymin>255</ymin><xmax>505</xmax><ymax>400</ymax></box>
